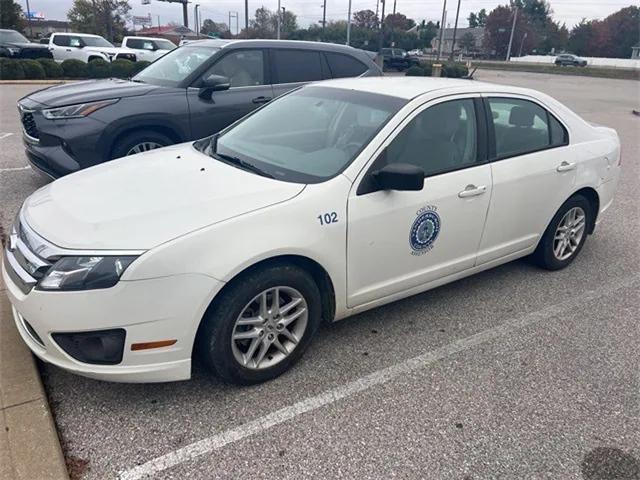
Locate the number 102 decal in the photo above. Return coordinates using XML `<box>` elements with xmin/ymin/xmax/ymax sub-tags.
<box><xmin>317</xmin><ymin>212</ymin><xmax>338</xmax><ymax>225</ymax></box>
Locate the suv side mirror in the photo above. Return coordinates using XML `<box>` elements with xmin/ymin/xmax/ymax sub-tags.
<box><xmin>373</xmin><ymin>163</ymin><xmax>424</xmax><ymax>191</ymax></box>
<box><xmin>198</xmin><ymin>74</ymin><xmax>231</xmax><ymax>99</ymax></box>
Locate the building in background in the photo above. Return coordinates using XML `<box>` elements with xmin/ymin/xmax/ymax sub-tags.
<box><xmin>137</xmin><ymin>25</ymin><xmax>203</xmax><ymax>44</ymax></box>
<box><xmin>27</xmin><ymin>20</ymin><xmax>71</xmax><ymax>39</ymax></box>
<box><xmin>431</xmin><ymin>27</ymin><xmax>485</xmax><ymax>57</ymax></box>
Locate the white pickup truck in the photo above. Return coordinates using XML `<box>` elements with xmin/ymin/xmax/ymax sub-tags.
<box><xmin>47</xmin><ymin>32</ymin><xmax>137</xmax><ymax>63</ymax></box>
<box><xmin>120</xmin><ymin>36</ymin><xmax>177</xmax><ymax>62</ymax></box>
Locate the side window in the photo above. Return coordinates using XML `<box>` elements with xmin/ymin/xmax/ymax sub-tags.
<box><xmin>207</xmin><ymin>50</ymin><xmax>265</xmax><ymax>87</ymax></box>
<box><xmin>126</xmin><ymin>38</ymin><xmax>144</xmax><ymax>49</ymax></box>
<box><xmin>488</xmin><ymin>98</ymin><xmax>562</xmax><ymax>158</ymax></box>
<box><xmin>549</xmin><ymin>114</ymin><xmax>568</xmax><ymax>146</ymax></box>
<box><xmin>69</xmin><ymin>37</ymin><xmax>83</xmax><ymax>48</ymax></box>
<box><xmin>386</xmin><ymin>99</ymin><xmax>478</xmax><ymax>177</ymax></box>
<box><xmin>142</xmin><ymin>41</ymin><xmax>155</xmax><ymax>50</ymax></box>
<box><xmin>52</xmin><ymin>35</ymin><xmax>69</xmax><ymax>47</ymax></box>
<box><xmin>272</xmin><ymin>49</ymin><xmax>323</xmax><ymax>84</ymax></box>
<box><xmin>325</xmin><ymin>52</ymin><xmax>367</xmax><ymax>78</ymax></box>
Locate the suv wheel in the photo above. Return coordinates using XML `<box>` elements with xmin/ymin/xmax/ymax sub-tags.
<box><xmin>197</xmin><ymin>264</ymin><xmax>322</xmax><ymax>385</ymax></box>
<box><xmin>111</xmin><ymin>129</ymin><xmax>173</xmax><ymax>159</ymax></box>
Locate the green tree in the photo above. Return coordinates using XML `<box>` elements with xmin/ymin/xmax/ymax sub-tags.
<box><xmin>352</xmin><ymin>9</ymin><xmax>378</xmax><ymax>29</ymax></box>
<box><xmin>201</xmin><ymin>19</ymin><xmax>228</xmax><ymax>37</ymax></box>
<box><xmin>384</xmin><ymin>13</ymin><xmax>415</xmax><ymax>32</ymax></box>
<box><xmin>459</xmin><ymin>32</ymin><xmax>476</xmax><ymax>52</ymax></box>
<box><xmin>567</xmin><ymin>19</ymin><xmax>592</xmax><ymax>56</ymax></box>
<box><xmin>67</xmin><ymin>0</ymin><xmax>131</xmax><ymax>42</ymax></box>
<box><xmin>468</xmin><ymin>8</ymin><xmax>487</xmax><ymax>28</ymax></box>
<box><xmin>0</xmin><ymin>0</ymin><xmax>26</xmax><ymax>32</ymax></box>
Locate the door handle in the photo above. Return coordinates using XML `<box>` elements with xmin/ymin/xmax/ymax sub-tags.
<box><xmin>252</xmin><ymin>96</ymin><xmax>272</xmax><ymax>104</ymax></box>
<box><xmin>458</xmin><ymin>184</ymin><xmax>487</xmax><ymax>198</ymax></box>
<box><xmin>66</xmin><ymin>49</ymin><xmax>72</xmax><ymax>52</ymax></box>
<box><xmin>556</xmin><ymin>161</ymin><xmax>576</xmax><ymax>172</ymax></box>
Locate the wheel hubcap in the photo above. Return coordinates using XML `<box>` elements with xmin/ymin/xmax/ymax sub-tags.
<box><xmin>126</xmin><ymin>141</ymin><xmax>163</xmax><ymax>156</ymax></box>
<box><xmin>231</xmin><ymin>286</ymin><xmax>308</xmax><ymax>370</ymax></box>
<box><xmin>553</xmin><ymin>206</ymin><xmax>586</xmax><ymax>261</ymax></box>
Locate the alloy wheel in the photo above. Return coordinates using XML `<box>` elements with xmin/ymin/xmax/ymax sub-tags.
<box><xmin>231</xmin><ymin>286</ymin><xmax>308</xmax><ymax>370</ymax></box>
<box><xmin>126</xmin><ymin>141</ymin><xmax>163</xmax><ymax>155</ymax></box>
<box><xmin>553</xmin><ymin>206</ymin><xmax>586</xmax><ymax>261</ymax></box>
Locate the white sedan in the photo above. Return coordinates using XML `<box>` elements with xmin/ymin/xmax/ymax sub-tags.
<box><xmin>3</xmin><ymin>77</ymin><xmax>620</xmax><ymax>384</ymax></box>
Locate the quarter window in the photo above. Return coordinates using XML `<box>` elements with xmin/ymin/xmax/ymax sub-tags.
<box><xmin>52</xmin><ymin>35</ymin><xmax>69</xmax><ymax>47</ymax></box>
<box><xmin>207</xmin><ymin>50</ymin><xmax>265</xmax><ymax>87</ymax></box>
<box><xmin>271</xmin><ymin>49</ymin><xmax>323</xmax><ymax>84</ymax></box>
<box><xmin>385</xmin><ymin>99</ymin><xmax>478</xmax><ymax>177</ymax></box>
<box><xmin>325</xmin><ymin>52</ymin><xmax>367</xmax><ymax>78</ymax></box>
<box><xmin>488</xmin><ymin>98</ymin><xmax>567</xmax><ymax>158</ymax></box>
<box><xmin>126</xmin><ymin>38</ymin><xmax>144</xmax><ymax>49</ymax></box>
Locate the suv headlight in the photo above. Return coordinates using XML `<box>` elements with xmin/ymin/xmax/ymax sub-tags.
<box><xmin>7</xmin><ymin>47</ymin><xmax>21</xmax><ymax>55</ymax></box>
<box><xmin>42</xmin><ymin>99</ymin><xmax>119</xmax><ymax>120</ymax></box>
<box><xmin>38</xmin><ymin>256</ymin><xmax>137</xmax><ymax>291</ymax></box>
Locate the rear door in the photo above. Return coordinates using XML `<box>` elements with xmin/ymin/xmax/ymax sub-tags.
<box><xmin>476</xmin><ymin>95</ymin><xmax>575</xmax><ymax>265</ymax></box>
<box><xmin>270</xmin><ymin>48</ymin><xmax>328</xmax><ymax>99</ymax></box>
<box><xmin>186</xmin><ymin>48</ymin><xmax>273</xmax><ymax>139</ymax></box>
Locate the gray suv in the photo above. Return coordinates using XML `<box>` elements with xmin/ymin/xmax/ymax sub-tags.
<box><xmin>17</xmin><ymin>39</ymin><xmax>382</xmax><ymax>178</ymax></box>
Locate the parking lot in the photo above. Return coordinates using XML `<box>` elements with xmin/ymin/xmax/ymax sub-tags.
<box><xmin>1</xmin><ymin>70</ymin><xmax>639</xmax><ymax>479</ymax></box>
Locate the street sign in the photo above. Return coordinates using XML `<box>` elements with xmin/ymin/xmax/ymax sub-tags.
<box><xmin>133</xmin><ymin>14</ymin><xmax>153</xmax><ymax>25</ymax></box>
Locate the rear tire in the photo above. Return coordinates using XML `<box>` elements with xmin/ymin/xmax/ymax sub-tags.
<box><xmin>111</xmin><ymin>129</ymin><xmax>173</xmax><ymax>159</ymax></box>
<box><xmin>532</xmin><ymin>194</ymin><xmax>593</xmax><ymax>270</ymax></box>
<box><xmin>197</xmin><ymin>264</ymin><xmax>322</xmax><ymax>385</ymax></box>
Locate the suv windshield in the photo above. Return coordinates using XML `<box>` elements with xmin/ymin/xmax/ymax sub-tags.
<box><xmin>81</xmin><ymin>36</ymin><xmax>114</xmax><ymax>47</ymax></box>
<box><xmin>133</xmin><ymin>45</ymin><xmax>218</xmax><ymax>87</ymax></box>
<box><xmin>200</xmin><ymin>86</ymin><xmax>406</xmax><ymax>184</ymax></box>
<box><xmin>0</xmin><ymin>30</ymin><xmax>29</xmax><ymax>44</ymax></box>
<box><xmin>155</xmin><ymin>39</ymin><xmax>177</xmax><ymax>50</ymax></box>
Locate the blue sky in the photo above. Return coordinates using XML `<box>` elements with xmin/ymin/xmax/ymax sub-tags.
<box><xmin>22</xmin><ymin>0</ymin><xmax>635</xmax><ymax>33</ymax></box>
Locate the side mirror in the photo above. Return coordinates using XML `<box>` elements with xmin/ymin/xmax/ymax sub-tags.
<box><xmin>198</xmin><ymin>74</ymin><xmax>230</xmax><ymax>99</ymax></box>
<box><xmin>373</xmin><ymin>163</ymin><xmax>424</xmax><ymax>191</ymax></box>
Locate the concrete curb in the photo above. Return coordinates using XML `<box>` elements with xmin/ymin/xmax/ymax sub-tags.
<box><xmin>0</xmin><ymin>289</ymin><xmax>69</xmax><ymax>480</ymax></box>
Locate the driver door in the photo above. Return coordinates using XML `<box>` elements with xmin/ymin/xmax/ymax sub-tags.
<box><xmin>346</xmin><ymin>96</ymin><xmax>492</xmax><ymax>307</ymax></box>
<box><xmin>187</xmin><ymin>49</ymin><xmax>273</xmax><ymax>139</ymax></box>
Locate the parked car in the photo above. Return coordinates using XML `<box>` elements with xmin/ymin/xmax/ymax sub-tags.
<box><xmin>554</xmin><ymin>53</ymin><xmax>587</xmax><ymax>67</ymax></box>
<box><xmin>381</xmin><ymin>48</ymin><xmax>420</xmax><ymax>71</ymax></box>
<box><xmin>4</xmin><ymin>78</ymin><xmax>620</xmax><ymax>384</ymax></box>
<box><xmin>121</xmin><ymin>36</ymin><xmax>177</xmax><ymax>62</ymax></box>
<box><xmin>17</xmin><ymin>39</ymin><xmax>382</xmax><ymax>178</ymax></box>
<box><xmin>46</xmin><ymin>33</ymin><xmax>137</xmax><ymax>63</ymax></box>
<box><xmin>0</xmin><ymin>29</ymin><xmax>53</xmax><ymax>59</ymax></box>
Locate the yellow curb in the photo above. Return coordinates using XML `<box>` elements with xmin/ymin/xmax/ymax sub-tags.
<box><xmin>0</xmin><ymin>295</ymin><xmax>69</xmax><ymax>480</ymax></box>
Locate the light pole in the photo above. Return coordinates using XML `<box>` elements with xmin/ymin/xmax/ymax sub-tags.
<box><xmin>194</xmin><ymin>4</ymin><xmax>200</xmax><ymax>36</ymax></box>
<box><xmin>506</xmin><ymin>6</ymin><xmax>518</xmax><ymax>61</ymax></box>
<box><xmin>518</xmin><ymin>32</ymin><xmax>528</xmax><ymax>57</ymax></box>
<box><xmin>245</xmin><ymin>0</ymin><xmax>249</xmax><ymax>34</ymax></box>
<box><xmin>449</xmin><ymin>0</ymin><xmax>461</xmax><ymax>60</ymax></box>
<box><xmin>24</xmin><ymin>0</ymin><xmax>33</xmax><ymax>37</ymax></box>
<box><xmin>346</xmin><ymin>0</ymin><xmax>352</xmax><ymax>45</ymax></box>
<box><xmin>436</xmin><ymin>0</ymin><xmax>447</xmax><ymax>60</ymax></box>
<box><xmin>277</xmin><ymin>0</ymin><xmax>281</xmax><ymax>39</ymax></box>
<box><xmin>321</xmin><ymin>0</ymin><xmax>327</xmax><ymax>41</ymax></box>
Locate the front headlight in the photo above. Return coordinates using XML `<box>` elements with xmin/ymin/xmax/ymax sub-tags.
<box><xmin>38</xmin><ymin>256</ymin><xmax>137</xmax><ymax>291</ymax></box>
<box><xmin>42</xmin><ymin>99</ymin><xmax>119</xmax><ymax>120</ymax></box>
<box><xmin>7</xmin><ymin>47</ymin><xmax>21</xmax><ymax>55</ymax></box>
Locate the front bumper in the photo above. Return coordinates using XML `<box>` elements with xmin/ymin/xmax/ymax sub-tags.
<box><xmin>2</xmin><ymin>255</ymin><xmax>221</xmax><ymax>383</ymax></box>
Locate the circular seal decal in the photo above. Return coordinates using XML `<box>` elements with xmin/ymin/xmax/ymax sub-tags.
<box><xmin>409</xmin><ymin>208</ymin><xmax>441</xmax><ymax>254</ymax></box>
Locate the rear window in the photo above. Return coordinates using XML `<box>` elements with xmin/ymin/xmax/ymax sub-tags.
<box><xmin>272</xmin><ymin>49</ymin><xmax>323</xmax><ymax>84</ymax></box>
<box><xmin>325</xmin><ymin>52</ymin><xmax>367</xmax><ymax>78</ymax></box>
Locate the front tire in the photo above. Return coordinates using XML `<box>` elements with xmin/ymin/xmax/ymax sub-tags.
<box><xmin>197</xmin><ymin>264</ymin><xmax>322</xmax><ymax>385</ymax></box>
<box><xmin>532</xmin><ymin>194</ymin><xmax>593</xmax><ymax>270</ymax></box>
<box><xmin>111</xmin><ymin>129</ymin><xmax>173</xmax><ymax>159</ymax></box>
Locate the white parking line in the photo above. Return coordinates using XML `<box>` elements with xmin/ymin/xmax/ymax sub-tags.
<box><xmin>0</xmin><ymin>132</ymin><xmax>14</xmax><ymax>140</ymax></box>
<box><xmin>118</xmin><ymin>274</ymin><xmax>639</xmax><ymax>480</ymax></box>
<box><xmin>0</xmin><ymin>165</ymin><xmax>30</xmax><ymax>173</ymax></box>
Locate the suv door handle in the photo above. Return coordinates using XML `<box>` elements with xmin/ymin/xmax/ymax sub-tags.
<box><xmin>458</xmin><ymin>184</ymin><xmax>487</xmax><ymax>198</ymax></box>
<box><xmin>252</xmin><ymin>96</ymin><xmax>272</xmax><ymax>104</ymax></box>
<box><xmin>556</xmin><ymin>161</ymin><xmax>576</xmax><ymax>172</ymax></box>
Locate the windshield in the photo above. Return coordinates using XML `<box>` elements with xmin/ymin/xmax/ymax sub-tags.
<box><xmin>155</xmin><ymin>39</ymin><xmax>177</xmax><ymax>50</ymax></box>
<box><xmin>133</xmin><ymin>45</ymin><xmax>218</xmax><ymax>87</ymax></box>
<box><xmin>81</xmin><ymin>36</ymin><xmax>114</xmax><ymax>47</ymax></box>
<box><xmin>0</xmin><ymin>31</ymin><xmax>30</xmax><ymax>43</ymax></box>
<box><xmin>203</xmin><ymin>86</ymin><xmax>406</xmax><ymax>183</ymax></box>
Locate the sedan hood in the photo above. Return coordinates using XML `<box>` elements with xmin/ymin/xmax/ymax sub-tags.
<box><xmin>21</xmin><ymin>78</ymin><xmax>159</xmax><ymax>107</ymax></box>
<box><xmin>23</xmin><ymin>144</ymin><xmax>305</xmax><ymax>250</ymax></box>
<box><xmin>3</xmin><ymin>41</ymin><xmax>49</xmax><ymax>50</ymax></box>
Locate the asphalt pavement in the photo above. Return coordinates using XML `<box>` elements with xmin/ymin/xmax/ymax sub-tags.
<box><xmin>0</xmin><ymin>70</ymin><xmax>638</xmax><ymax>480</ymax></box>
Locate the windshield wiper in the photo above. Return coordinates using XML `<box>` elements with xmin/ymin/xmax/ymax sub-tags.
<box><xmin>214</xmin><ymin>152</ymin><xmax>274</xmax><ymax>179</ymax></box>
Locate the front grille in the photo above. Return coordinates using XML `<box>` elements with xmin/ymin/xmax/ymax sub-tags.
<box><xmin>20</xmin><ymin>48</ymin><xmax>53</xmax><ymax>60</ymax></box>
<box><xmin>20</xmin><ymin>109</ymin><xmax>39</xmax><ymax>140</ymax></box>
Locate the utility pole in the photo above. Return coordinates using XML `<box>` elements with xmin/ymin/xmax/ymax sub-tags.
<box><xmin>436</xmin><ymin>0</ymin><xmax>447</xmax><ymax>60</ymax></box>
<box><xmin>449</xmin><ymin>0</ymin><xmax>461</xmax><ymax>60</ymax></box>
<box><xmin>346</xmin><ymin>0</ymin><xmax>352</xmax><ymax>45</ymax></box>
<box><xmin>182</xmin><ymin>0</ymin><xmax>188</xmax><ymax>28</ymax></box>
<box><xmin>506</xmin><ymin>6</ymin><xmax>518</xmax><ymax>61</ymax></box>
<box><xmin>157</xmin><ymin>15</ymin><xmax>161</xmax><ymax>28</ymax></box>
<box><xmin>277</xmin><ymin>0</ymin><xmax>281</xmax><ymax>39</ymax></box>
<box><xmin>377</xmin><ymin>0</ymin><xmax>386</xmax><ymax>57</ymax></box>
<box><xmin>390</xmin><ymin>0</ymin><xmax>396</xmax><ymax>46</ymax></box>
<box><xmin>321</xmin><ymin>0</ymin><xmax>327</xmax><ymax>41</ymax></box>
<box><xmin>194</xmin><ymin>4</ymin><xmax>200</xmax><ymax>36</ymax></box>
<box><xmin>245</xmin><ymin>0</ymin><xmax>249</xmax><ymax>34</ymax></box>
<box><xmin>24</xmin><ymin>0</ymin><xmax>33</xmax><ymax>37</ymax></box>
<box><xmin>375</xmin><ymin>0</ymin><xmax>379</xmax><ymax>24</ymax></box>
<box><xmin>518</xmin><ymin>31</ymin><xmax>527</xmax><ymax>57</ymax></box>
